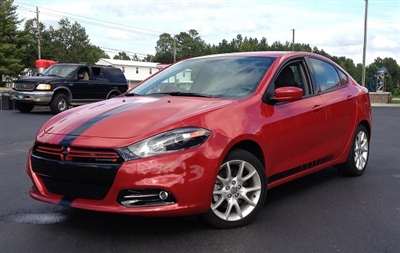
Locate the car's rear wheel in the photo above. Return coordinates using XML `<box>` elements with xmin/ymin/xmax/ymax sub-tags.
<box><xmin>50</xmin><ymin>93</ymin><xmax>68</xmax><ymax>114</ymax></box>
<box><xmin>201</xmin><ymin>149</ymin><xmax>267</xmax><ymax>228</ymax></box>
<box><xmin>15</xmin><ymin>102</ymin><xmax>34</xmax><ymax>113</ymax></box>
<box><xmin>337</xmin><ymin>125</ymin><xmax>369</xmax><ymax>176</ymax></box>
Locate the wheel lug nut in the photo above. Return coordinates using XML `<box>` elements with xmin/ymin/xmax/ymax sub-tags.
<box><xmin>232</xmin><ymin>181</ymin><xmax>236</xmax><ymax>185</ymax></box>
<box><xmin>235</xmin><ymin>193</ymin><xmax>239</xmax><ymax>197</ymax></box>
<box><xmin>225</xmin><ymin>186</ymin><xmax>230</xmax><ymax>190</ymax></box>
<box><xmin>228</xmin><ymin>194</ymin><xmax>232</xmax><ymax>198</ymax></box>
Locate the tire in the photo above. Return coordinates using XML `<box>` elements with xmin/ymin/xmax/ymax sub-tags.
<box><xmin>108</xmin><ymin>93</ymin><xmax>118</xmax><ymax>99</ymax></box>
<box><xmin>201</xmin><ymin>149</ymin><xmax>267</xmax><ymax>229</ymax></box>
<box><xmin>50</xmin><ymin>93</ymin><xmax>69</xmax><ymax>114</ymax></box>
<box><xmin>337</xmin><ymin>125</ymin><xmax>369</xmax><ymax>177</ymax></box>
<box><xmin>15</xmin><ymin>102</ymin><xmax>34</xmax><ymax>113</ymax></box>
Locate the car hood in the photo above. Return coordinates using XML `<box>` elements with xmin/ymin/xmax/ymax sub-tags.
<box><xmin>15</xmin><ymin>76</ymin><xmax>66</xmax><ymax>83</ymax></box>
<box><xmin>40</xmin><ymin>95</ymin><xmax>235</xmax><ymax>146</ymax></box>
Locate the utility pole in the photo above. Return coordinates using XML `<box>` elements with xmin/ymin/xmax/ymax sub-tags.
<box><xmin>291</xmin><ymin>29</ymin><xmax>295</xmax><ymax>51</ymax></box>
<box><xmin>36</xmin><ymin>7</ymin><xmax>41</xmax><ymax>59</ymax></box>
<box><xmin>173</xmin><ymin>35</ymin><xmax>176</xmax><ymax>62</ymax></box>
<box><xmin>362</xmin><ymin>0</ymin><xmax>368</xmax><ymax>87</ymax></box>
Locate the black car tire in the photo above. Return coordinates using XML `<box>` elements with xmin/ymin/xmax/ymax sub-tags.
<box><xmin>50</xmin><ymin>93</ymin><xmax>69</xmax><ymax>114</ymax></box>
<box><xmin>201</xmin><ymin>149</ymin><xmax>267</xmax><ymax>229</ymax></box>
<box><xmin>337</xmin><ymin>125</ymin><xmax>369</xmax><ymax>177</ymax></box>
<box><xmin>15</xmin><ymin>102</ymin><xmax>34</xmax><ymax>113</ymax></box>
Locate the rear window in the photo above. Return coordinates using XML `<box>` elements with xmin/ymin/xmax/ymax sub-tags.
<box><xmin>105</xmin><ymin>68</ymin><xmax>127</xmax><ymax>83</ymax></box>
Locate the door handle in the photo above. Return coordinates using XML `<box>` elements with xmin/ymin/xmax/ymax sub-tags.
<box><xmin>312</xmin><ymin>104</ymin><xmax>324</xmax><ymax>112</ymax></box>
<box><xmin>347</xmin><ymin>95</ymin><xmax>355</xmax><ymax>101</ymax></box>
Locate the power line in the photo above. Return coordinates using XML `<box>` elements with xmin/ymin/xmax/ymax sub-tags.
<box><xmin>15</xmin><ymin>2</ymin><xmax>165</xmax><ymax>36</ymax></box>
<box><xmin>16</xmin><ymin>3</ymin><xmax>161</xmax><ymax>56</ymax></box>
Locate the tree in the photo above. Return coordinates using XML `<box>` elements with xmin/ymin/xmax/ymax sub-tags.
<box><xmin>153</xmin><ymin>33</ymin><xmax>174</xmax><ymax>63</ymax></box>
<box><xmin>47</xmin><ymin>18</ymin><xmax>108</xmax><ymax>63</ymax></box>
<box><xmin>175</xmin><ymin>29</ymin><xmax>207</xmax><ymax>59</ymax></box>
<box><xmin>142</xmin><ymin>54</ymin><xmax>153</xmax><ymax>62</ymax></box>
<box><xmin>113</xmin><ymin>51</ymin><xmax>131</xmax><ymax>60</ymax></box>
<box><xmin>0</xmin><ymin>0</ymin><xmax>29</xmax><ymax>85</ymax></box>
<box><xmin>22</xmin><ymin>18</ymin><xmax>57</xmax><ymax>71</ymax></box>
<box><xmin>149</xmin><ymin>30</ymin><xmax>400</xmax><ymax>93</ymax></box>
<box><xmin>240</xmin><ymin>37</ymin><xmax>258</xmax><ymax>52</ymax></box>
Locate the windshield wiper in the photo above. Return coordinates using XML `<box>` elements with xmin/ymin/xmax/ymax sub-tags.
<box><xmin>124</xmin><ymin>93</ymin><xmax>141</xmax><ymax>97</ymax></box>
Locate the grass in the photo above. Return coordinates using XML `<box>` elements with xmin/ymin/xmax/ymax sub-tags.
<box><xmin>388</xmin><ymin>99</ymin><xmax>400</xmax><ymax>104</ymax></box>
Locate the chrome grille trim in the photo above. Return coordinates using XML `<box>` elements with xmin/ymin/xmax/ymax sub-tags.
<box><xmin>14</xmin><ymin>82</ymin><xmax>36</xmax><ymax>91</ymax></box>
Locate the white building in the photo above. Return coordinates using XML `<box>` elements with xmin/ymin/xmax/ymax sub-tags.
<box><xmin>96</xmin><ymin>59</ymin><xmax>161</xmax><ymax>87</ymax></box>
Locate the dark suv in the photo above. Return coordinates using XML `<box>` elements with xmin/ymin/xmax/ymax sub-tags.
<box><xmin>9</xmin><ymin>63</ymin><xmax>128</xmax><ymax>114</ymax></box>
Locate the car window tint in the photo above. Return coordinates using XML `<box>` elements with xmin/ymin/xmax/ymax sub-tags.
<box><xmin>274</xmin><ymin>61</ymin><xmax>309</xmax><ymax>96</ymax></box>
<box><xmin>78</xmin><ymin>67</ymin><xmax>90</xmax><ymax>80</ymax></box>
<box><xmin>107</xmin><ymin>68</ymin><xmax>127</xmax><ymax>83</ymax></box>
<box><xmin>337</xmin><ymin>68</ymin><xmax>348</xmax><ymax>86</ymax></box>
<box><xmin>43</xmin><ymin>65</ymin><xmax>77</xmax><ymax>78</ymax></box>
<box><xmin>92</xmin><ymin>67</ymin><xmax>106</xmax><ymax>80</ymax></box>
<box><xmin>309</xmin><ymin>58</ymin><xmax>341</xmax><ymax>93</ymax></box>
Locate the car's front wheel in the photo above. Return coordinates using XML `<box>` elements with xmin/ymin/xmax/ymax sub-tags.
<box><xmin>337</xmin><ymin>125</ymin><xmax>369</xmax><ymax>176</ymax></box>
<box><xmin>201</xmin><ymin>149</ymin><xmax>267</xmax><ymax>228</ymax></box>
<box><xmin>50</xmin><ymin>93</ymin><xmax>69</xmax><ymax>114</ymax></box>
<box><xmin>15</xmin><ymin>102</ymin><xmax>34</xmax><ymax>113</ymax></box>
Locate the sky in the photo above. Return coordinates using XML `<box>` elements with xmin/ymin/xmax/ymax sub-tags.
<box><xmin>14</xmin><ymin>0</ymin><xmax>400</xmax><ymax>65</ymax></box>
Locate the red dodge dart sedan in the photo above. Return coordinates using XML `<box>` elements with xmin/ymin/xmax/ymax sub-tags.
<box><xmin>28</xmin><ymin>52</ymin><xmax>371</xmax><ymax>228</ymax></box>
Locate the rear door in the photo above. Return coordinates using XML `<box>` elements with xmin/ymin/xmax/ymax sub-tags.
<box><xmin>306</xmin><ymin>57</ymin><xmax>357</xmax><ymax>159</ymax></box>
<box><xmin>90</xmin><ymin>67</ymin><xmax>111</xmax><ymax>99</ymax></box>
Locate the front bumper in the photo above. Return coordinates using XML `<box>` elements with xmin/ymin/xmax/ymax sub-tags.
<box><xmin>9</xmin><ymin>90</ymin><xmax>53</xmax><ymax>103</ymax></box>
<box><xmin>27</xmin><ymin>143</ymin><xmax>223</xmax><ymax>217</ymax></box>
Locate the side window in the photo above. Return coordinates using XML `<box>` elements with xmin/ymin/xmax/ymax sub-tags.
<box><xmin>337</xmin><ymin>68</ymin><xmax>348</xmax><ymax>86</ymax></box>
<box><xmin>78</xmin><ymin>67</ymin><xmax>90</xmax><ymax>81</ymax></box>
<box><xmin>308</xmin><ymin>58</ymin><xmax>341</xmax><ymax>93</ymax></box>
<box><xmin>275</xmin><ymin>61</ymin><xmax>310</xmax><ymax>96</ymax></box>
<box><xmin>106</xmin><ymin>68</ymin><xmax>127</xmax><ymax>83</ymax></box>
<box><xmin>92</xmin><ymin>67</ymin><xmax>105</xmax><ymax>80</ymax></box>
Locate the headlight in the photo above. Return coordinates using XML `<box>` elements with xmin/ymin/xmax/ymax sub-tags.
<box><xmin>36</xmin><ymin>84</ymin><xmax>51</xmax><ymax>90</ymax></box>
<box><xmin>117</xmin><ymin>127</ymin><xmax>211</xmax><ymax>161</ymax></box>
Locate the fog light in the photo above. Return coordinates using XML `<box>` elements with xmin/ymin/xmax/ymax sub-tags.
<box><xmin>159</xmin><ymin>191</ymin><xmax>169</xmax><ymax>200</ymax></box>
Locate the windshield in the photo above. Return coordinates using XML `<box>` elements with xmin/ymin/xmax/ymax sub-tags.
<box><xmin>130</xmin><ymin>56</ymin><xmax>275</xmax><ymax>99</ymax></box>
<box><xmin>42</xmin><ymin>65</ymin><xmax>78</xmax><ymax>78</ymax></box>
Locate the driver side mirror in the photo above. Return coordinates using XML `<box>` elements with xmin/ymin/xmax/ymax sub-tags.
<box><xmin>274</xmin><ymin>86</ymin><xmax>303</xmax><ymax>102</ymax></box>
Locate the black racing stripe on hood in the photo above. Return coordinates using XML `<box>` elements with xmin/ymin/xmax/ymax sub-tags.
<box><xmin>59</xmin><ymin>102</ymin><xmax>142</xmax><ymax>146</ymax></box>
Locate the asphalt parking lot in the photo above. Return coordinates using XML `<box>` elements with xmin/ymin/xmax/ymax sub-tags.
<box><xmin>0</xmin><ymin>105</ymin><xmax>399</xmax><ymax>253</ymax></box>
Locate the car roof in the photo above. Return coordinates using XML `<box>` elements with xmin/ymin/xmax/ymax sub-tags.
<box><xmin>194</xmin><ymin>51</ymin><xmax>324</xmax><ymax>59</ymax></box>
<box><xmin>190</xmin><ymin>51</ymin><xmax>341</xmax><ymax>71</ymax></box>
<box><xmin>52</xmin><ymin>63</ymin><xmax>114</xmax><ymax>68</ymax></box>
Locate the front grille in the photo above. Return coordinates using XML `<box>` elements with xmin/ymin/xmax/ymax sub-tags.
<box><xmin>31</xmin><ymin>142</ymin><xmax>122</xmax><ymax>200</ymax></box>
<box><xmin>40</xmin><ymin>176</ymin><xmax>110</xmax><ymax>200</ymax></box>
<box><xmin>34</xmin><ymin>143</ymin><xmax>123</xmax><ymax>164</ymax></box>
<box><xmin>14</xmin><ymin>82</ymin><xmax>36</xmax><ymax>91</ymax></box>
